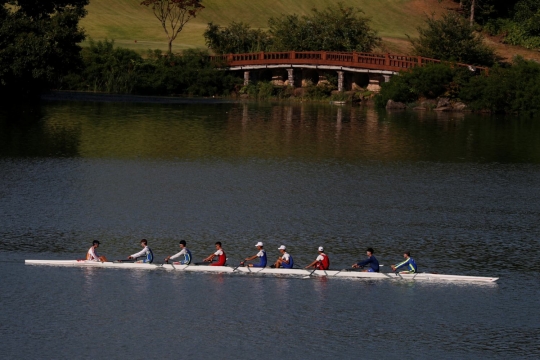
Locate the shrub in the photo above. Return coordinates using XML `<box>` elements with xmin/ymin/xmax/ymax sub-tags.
<box><xmin>77</xmin><ymin>39</ymin><xmax>143</xmax><ymax>93</ymax></box>
<box><xmin>460</xmin><ymin>57</ymin><xmax>540</xmax><ymax>113</ymax></box>
<box><xmin>375</xmin><ymin>63</ymin><xmax>473</xmax><ymax>107</ymax></box>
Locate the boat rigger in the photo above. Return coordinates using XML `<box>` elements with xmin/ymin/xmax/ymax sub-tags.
<box><xmin>23</xmin><ymin>260</ymin><xmax>499</xmax><ymax>283</ymax></box>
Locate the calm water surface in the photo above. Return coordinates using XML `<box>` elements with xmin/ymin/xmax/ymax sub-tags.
<box><xmin>1</xmin><ymin>97</ymin><xmax>539</xmax><ymax>359</ymax></box>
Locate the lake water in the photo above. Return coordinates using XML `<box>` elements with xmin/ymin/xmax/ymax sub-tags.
<box><xmin>1</xmin><ymin>96</ymin><xmax>539</xmax><ymax>359</ymax></box>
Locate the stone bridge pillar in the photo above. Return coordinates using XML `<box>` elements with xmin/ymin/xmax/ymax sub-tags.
<box><xmin>337</xmin><ymin>71</ymin><xmax>344</xmax><ymax>92</ymax></box>
<box><xmin>287</xmin><ymin>68</ymin><xmax>294</xmax><ymax>87</ymax></box>
<box><xmin>244</xmin><ymin>71</ymin><xmax>250</xmax><ymax>86</ymax></box>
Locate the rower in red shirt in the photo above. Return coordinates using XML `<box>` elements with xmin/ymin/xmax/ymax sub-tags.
<box><xmin>203</xmin><ymin>242</ymin><xmax>227</xmax><ymax>266</ymax></box>
<box><xmin>305</xmin><ymin>246</ymin><xmax>330</xmax><ymax>270</ymax></box>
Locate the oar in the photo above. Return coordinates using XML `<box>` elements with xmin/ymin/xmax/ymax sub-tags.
<box><xmin>233</xmin><ymin>258</ymin><xmax>247</xmax><ymax>271</ymax></box>
<box><xmin>303</xmin><ymin>266</ymin><xmax>318</xmax><ymax>279</ymax></box>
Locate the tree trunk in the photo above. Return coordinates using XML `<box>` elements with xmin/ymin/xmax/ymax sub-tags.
<box><xmin>470</xmin><ymin>0</ymin><xmax>475</xmax><ymax>27</ymax></box>
<box><xmin>168</xmin><ymin>39</ymin><xmax>173</xmax><ymax>54</ymax></box>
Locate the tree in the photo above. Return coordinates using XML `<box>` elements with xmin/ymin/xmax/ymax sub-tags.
<box><xmin>410</xmin><ymin>12</ymin><xmax>498</xmax><ymax>66</ymax></box>
<box><xmin>140</xmin><ymin>0</ymin><xmax>204</xmax><ymax>53</ymax></box>
<box><xmin>268</xmin><ymin>2</ymin><xmax>380</xmax><ymax>52</ymax></box>
<box><xmin>0</xmin><ymin>1</ymin><xmax>87</xmax><ymax>105</ymax></box>
<box><xmin>204</xmin><ymin>22</ymin><xmax>272</xmax><ymax>54</ymax></box>
<box><xmin>3</xmin><ymin>0</ymin><xmax>88</xmax><ymax>19</ymax></box>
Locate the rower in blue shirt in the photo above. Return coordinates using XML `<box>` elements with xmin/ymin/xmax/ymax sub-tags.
<box><xmin>391</xmin><ymin>251</ymin><xmax>417</xmax><ymax>273</ymax></box>
<box><xmin>352</xmin><ymin>247</ymin><xmax>379</xmax><ymax>272</ymax></box>
<box><xmin>241</xmin><ymin>242</ymin><xmax>267</xmax><ymax>268</ymax></box>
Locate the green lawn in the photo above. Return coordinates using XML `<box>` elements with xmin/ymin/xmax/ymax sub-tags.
<box><xmin>81</xmin><ymin>0</ymin><xmax>428</xmax><ymax>52</ymax></box>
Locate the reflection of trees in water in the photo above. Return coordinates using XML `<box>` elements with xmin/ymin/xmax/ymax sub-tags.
<box><xmin>3</xmin><ymin>101</ymin><xmax>539</xmax><ymax>163</ymax></box>
<box><xmin>0</xmin><ymin>105</ymin><xmax>81</xmax><ymax>158</ymax></box>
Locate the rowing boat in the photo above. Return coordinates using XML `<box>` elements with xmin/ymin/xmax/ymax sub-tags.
<box><xmin>24</xmin><ymin>260</ymin><xmax>498</xmax><ymax>283</ymax></box>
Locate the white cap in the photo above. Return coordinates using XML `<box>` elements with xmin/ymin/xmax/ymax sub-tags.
<box><xmin>318</xmin><ymin>246</ymin><xmax>324</xmax><ymax>252</ymax></box>
<box><xmin>278</xmin><ymin>245</ymin><xmax>286</xmax><ymax>250</ymax></box>
<box><xmin>255</xmin><ymin>242</ymin><xmax>264</xmax><ymax>247</ymax></box>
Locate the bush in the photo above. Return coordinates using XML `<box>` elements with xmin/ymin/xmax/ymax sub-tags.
<box><xmin>410</xmin><ymin>12</ymin><xmax>498</xmax><ymax>66</ymax></box>
<box><xmin>63</xmin><ymin>44</ymin><xmax>242</xmax><ymax>96</ymax></box>
<box><xmin>460</xmin><ymin>57</ymin><xmax>540</xmax><ymax>113</ymax></box>
<box><xmin>375</xmin><ymin>63</ymin><xmax>474</xmax><ymax>107</ymax></box>
<box><xmin>71</xmin><ymin>39</ymin><xmax>142</xmax><ymax>93</ymax></box>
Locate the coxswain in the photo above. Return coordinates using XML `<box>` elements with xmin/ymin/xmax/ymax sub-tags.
<box><xmin>391</xmin><ymin>251</ymin><xmax>417</xmax><ymax>273</ymax></box>
<box><xmin>127</xmin><ymin>239</ymin><xmax>154</xmax><ymax>263</ymax></box>
<box><xmin>164</xmin><ymin>240</ymin><xmax>192</xmax><ymax>265</ymax></box>
<box><xmin>86</xmin><ymin>240</ymin><xmax>107</xmax><ymax>262</ymax></box>
<box><xmin>203</xmin><ymin>241</ymin><xmax>227</xmax><ymax>266</ymax></box>
<box><xmin>352</xmin><ymin>247</ymin><xmax>379</xmax><ymax>272</ymax></box>
<box><xmin>305</xmin><ymin>246</ymin><xmax>330</xmax><ymax>270</ymax></box>
<box><xmin>241</xmin><ymin>242</ymin><xmax>267</xmax><ymax>267</ymax></box>
<box><xmin>272</xmin><ymin>245</ymin><xmax>294</xmax><ymax>269</ymax></box>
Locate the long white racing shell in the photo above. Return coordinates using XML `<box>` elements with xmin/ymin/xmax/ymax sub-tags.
<box><xmin>24</xmin><ymin>260</ymin><xmax>498</xmax><ymax>283</ymax></box>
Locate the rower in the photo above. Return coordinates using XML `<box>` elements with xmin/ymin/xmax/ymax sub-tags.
<box><xmin>202</xmin><ymin>241</ymin><xmax>227</xmax><ymax>266</ymax></box>
<box><xmin>305</xmin><ymin>246</ymin><xmax>330</xmax><ymax>270</ymax></box>
<box><xmin>164</xmin><ymin>240</ymin><xmax>192</xmax><ymax>265</ymax></box>
<box><xmin>86</xmin><ymin>240</ymin><xmax>107</xmax><ymax>262</ymax></box>
<box><xmin>352</xmin><ymin>247</ymin><xmax>379</xmax><ymax>272</ymax></box>
<box><xmin>391</xmin><ymin>251</ymin><xmax>417</xmax><ymax>274</ymax></box>
<box><xmin>241</xmin><ymin>242</ymin><xmax>267</xmax><ymax>268</ymax></box>
<box><xmin>127</xmin><ymin>239</ymin><xmax>154</xmax><ymax>263</ymax></box>
<box><xmin>272</xmin><ymin>245</ymin><xmax>294</xmax><ymax>269</ymax></box>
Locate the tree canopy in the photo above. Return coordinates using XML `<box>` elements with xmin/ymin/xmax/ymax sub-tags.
<box><xmin>268</xmin><ymin>3</ymin><xmax>380</xmax><ymax>52</ymax></box>
<box><xmin>140</xmin><ymin>0</ymin><xmax>204</xmax><ymax>53</ymax></box>
<box><xmin>204</xmin><ymin>22</ymin><xmax>271</xmax><ymax>54</ymax></box>
<box><xmin>0</xmin><ymin>1</ymin><xmax>87</xmax><ymax>104</ymax></box>
<box><xmin>204</xmin><ymin>3</ymin><xmax>380</xmax><ymax>54</ymax></box>
<box><xmin>410</xmin><ymin>12</ymin><xmax>497</xmax><ymax>66</ymax></box>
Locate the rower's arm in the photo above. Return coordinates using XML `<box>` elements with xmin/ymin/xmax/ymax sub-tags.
<box><xmin>356</xmin><ymin>258</ymin><xmax>372</xmax><ymax>267</ymax></box>
<box><xmin>305</xmin><ymin>260</ymin><xmax>318</xmax><ymax>269</ymax></box>
<box><xmin>204</xmin><ymin>253</ymin><xmax>216</xmax><ymax>262</ymax></box>
<box><xmin>130</xmin><ymin>248</ymin><xmax>147</xmax><ymax>258</ymax></box>
<box><xmin>394</xmin><ymin>259</ymin><xmax>409</xmax><ymax>270</ymax></box>
<box><xmin>245</xmin><ymin>254</ymin><xmax>257</xmax><ymax>261</ymax></box>
<box><xmin>169</xmin><ymin>250</ymin><xmax>184</xmax><ymax>260</ymax></box>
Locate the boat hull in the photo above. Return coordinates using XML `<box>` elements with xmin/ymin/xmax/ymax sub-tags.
<box><xmin>24</xmin><ymin>260</ymin><xmax>498</xmax><ymax>282</ymax></box>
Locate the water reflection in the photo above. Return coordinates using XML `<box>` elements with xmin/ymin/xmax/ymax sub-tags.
<box><xmin>1</xmin><ymin>100</ymin><xmax>539</xmax><ymax>163</ymax></box>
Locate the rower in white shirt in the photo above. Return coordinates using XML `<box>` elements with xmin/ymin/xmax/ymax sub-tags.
<box><xmin>86</xmin><ymin>240</ymin><xmax>107</xmax><ymax>262</ymax></box>
<box><xmin>127</xmin><ymin>239</ymin><xmax>154</xmax><ymax>263</ymax></box>
<box><xmin>164</xmin><ymin>240</ymin><xmax>192</xmax><ymax>265</ymax></box>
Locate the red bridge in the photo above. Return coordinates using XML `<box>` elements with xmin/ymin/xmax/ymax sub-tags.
<box><xmin>210</xmin><ymin>51</ymin><xmax>486</xmax><ymax>91</ymax></box>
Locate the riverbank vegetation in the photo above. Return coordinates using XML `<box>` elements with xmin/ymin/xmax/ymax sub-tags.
<box><xmin>376</xmin><ymin>10</ymin><xmax>540</xmax><ymax>114</ymax></box>
<box><xmin>61</xmin><ymin>40</ymin><xmax>241</xmax><ymax>96</ymax></box>
<box><xmin>376</xmin><ymin>58</ymin><xmax>540</xmax><ymax>113</ymax></box>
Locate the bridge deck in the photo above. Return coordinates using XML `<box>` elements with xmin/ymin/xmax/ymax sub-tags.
<box><xmin>209</xmin><ymin>51</ymin><xmax>486</xmax><ymax>73</ymax></box>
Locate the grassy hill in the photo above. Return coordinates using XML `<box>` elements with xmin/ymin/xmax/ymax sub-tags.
<box><xmin>81</xmin><ymin>0</ymin><xmax>540</xmax><ymax>61</ymax></box>
<box><xmin>81</xmin><ymin>0</ymin><xmax>443</xmax><ymax>52</ymax></box>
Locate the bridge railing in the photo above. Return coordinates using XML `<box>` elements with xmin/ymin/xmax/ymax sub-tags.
<box><xmin>209</xmin><ymin>51</ymin><xmax>487</xmax><ymax>73</ymax></box>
